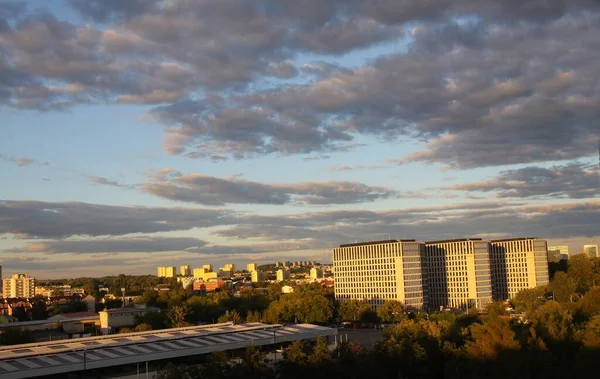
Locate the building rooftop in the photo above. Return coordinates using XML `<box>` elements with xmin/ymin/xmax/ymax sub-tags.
<box><xmin>339</xmin><ymin>239</ymin><xmax>416</xmax><ymax>248</ymax></box>
<box><xmin>0</xmin><ymin>322</ymin><xmax>336</xmax><ymax>379</ymax></box>
<box><xmin>490</xmin><ymin>237</ymin><xmax>539</xmax><ymax>242</ymax></box>
<box><xmin>425</xmin><ymin>238</ymin><xmax>484</xmax><ymax>244</ymax></box>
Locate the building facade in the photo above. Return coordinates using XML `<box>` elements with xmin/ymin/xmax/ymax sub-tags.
<box><xmin>333</xmin><ymin>240</ymin><xmax>427</xmax><ymax>311</ymax></box>
<box><xmin>310</xmin><ymin>267</ymin><xmax>323</xmax><ymax>279</ymax></box>
<box><xmin>583</xmin><ymin>244</ymin><xmax>599</xmax><ymax>259</ymax></box>
<box><xmin>180</xmin><ymin>265</ymin><xmax>191</xmax><ymax>276</ymax></box>
<box><xmin>424</xmin><ymin>239</ymin><xmax>492</xmax><ymax>310</ymax></box>
<box><xmin>490</xmin><ymin>238</ymin><xmax>549</xmax><ymax>300</ymax></box>
<box><xmin>2</xmin><ymin>274</ymin><xmax>36</xmax><ymax>298</ymax></box>
<box><xmin>251</xmin><ymin>270</ymin><xmax>265</xmax><ymax>283</ymax></box>
<box><xmin>157</xmin><ymin>266</ymin><xmax>176</xmax><ymax>278</ymax></box>
<box><xmin>276</xmin><ymin>269</ymin><xmax>291</xmax><ymax>282</ymax></box>
<box><xmin>246</xmin><ymin>263</ymin><xmax>258</xmax><ymax>272</ymax></box>
<box><xmin>548</xmin><ymin>245</ymin><xmax>569</xmax><ymax>260</ymax></box>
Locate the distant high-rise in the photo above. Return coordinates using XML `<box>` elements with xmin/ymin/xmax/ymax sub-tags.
<box><xmin>251</xmin><ymin>270</ymin><xmax>265</xmax><ymax>283</ymax></box>
<box><xmin>180</xmin><ymin>265</ymin><xmax>191</xmax><ymax>276</ymax></box>
<box><xmin>276</xmin><ymin>269</ymin><xmax>291</xmax><ymax>282</ymax></box>
<box><xmin>0</xmin><ymin>265</ymin><xmax>2</xmax><ymax>294</ymax></box>
<box><xmin>246</xmin><ymin>263</ymin><xmax>257</xmax><ymax>272</ymax></box>
<box><xmin>490</xmin><ymin>238</ymin><xmax>549</xmax><ymax>300</ymax></box>
<box><xmin>548</xmin><ymin>245</ymin><xmax>569</xmax><ymax>260</ymax></box>
<box><xmin>3</xmin><ymin>273</ymin><xmax>35</xmax><ymax>298</ymax></box>
<box><xmin>310</xmin><ymin>267</ymin><xmax>323</xmax><ymax>279</ymax></box>
<box><xmin>584</xmin><ymin>244</ymin><xmax>599</xmax><ymax>259</ymax></box>
<box><xmin>157</xmin><ymin>266</ymin><xmax>176</xmax><ymax>278</ymax></box>
<box><xmin>334</xmin><ymin>240</ymin><xmax>427</xmax><ymax>311</ymax></box>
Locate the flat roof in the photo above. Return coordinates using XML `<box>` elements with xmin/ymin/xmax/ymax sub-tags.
<box><xmin>339</xmin><ymin>239</ymin><xmax>416</xmax><ymax>248</ymax></box>
<box><xmin>425</xmin><ymin>238</ymin><xmax>484</xmax><ymax>244</ymax></box>
<box><xmin>490</xmin><ymin>237</ymin><xmax>539</xmax><ymax>242</ymax></box>
<box><xmin>0</xmin><ymin>322</ymin><xmax>336</xmax><ymax>379</ymax></box>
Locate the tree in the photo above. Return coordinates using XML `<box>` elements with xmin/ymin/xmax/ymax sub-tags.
<box><xmin>485</xmin><ymin>301</ymin><xmax>507</xmax><ymax>318</ymax></box>
<box><xmin>310</xmin><ymin>336</ymin><xmax>333</xmax><ymax>365</ymax></box>
<box><xmin>167</xmin><ymin>304</ymin><xmax>191</xmax><ymax>328</ymax></box>
<box><xmin>377</xmin><ymin>300</ymin><xmax>405</xmax><ymax>323</ymax></box>
<box><xmin>548</xmin><ymin>272</ymin><xmax>577</xmax><ymax>303</ymax></box>
<box><xmin>218</xmin><ymin>310</ymin><xmax>242</xmax><ymax>324</ymax></box>
<box><xmin>464</xmin><ymin>318</ymin><xmax>520</xmax><ymax>359</ymax></box>
<box><xmin>31</xmin><ymin>300</ymin><xmax>48</xmax><ymax>320</ymax></box>
<box><xmin>135</xmin><ymin>311</ymin><xmax>168</xmax><ymax>330</ymax></box>
<box><xmin>338</xmin><ymin>300</ymin><xmax>373</xmax><ymax>322</ymax></box>
<box><xmin>511</xmin><ymin>286</ymin><xmax>547</xmax><ymax>314</ymax></box>
<box><xmin>245</xmin><ymin>310</ymin><xmax>261</xmax><ymax>322</ymax></box>
<box><xmin>579</xmin><ymin>286</ymin><xmax>600</xmax><ymax>319</ymax></box>
<box><xmin>529</xmin><ymin>301</ymin><xmax>574</xmax><ymax>342</ymax></box>
<box><xmin>568</xmin><ymin>254</ymin><xmax>594</xmax><ymax>294</ymax></box>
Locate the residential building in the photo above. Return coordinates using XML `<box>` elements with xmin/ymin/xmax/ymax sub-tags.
<box><xmin>99</xmin><ymin>304</ymin><xmax>160</xmax><ymax>334</ymax></box>
<box><xmin>310</xmin><ymin>267</ymin><xmax>323</xmax><ymax>279</ymax></box>
<box><xmin>547</xmin><ymin>249</ymin><xmax>563</xmax><ymax>263</ymax></box>
<box><xmin>177</xmin><ymin>276</ymin><xmax>195</xmax><ymax>289</ymax></box>
<box><xmin>333</xmin><ymin>240</ymin><xmax>427</xmax><ymax>311</ymax></box>
<box><xmin>276</xmin><ymin>269</ymin><xmax>291</xmax><ymax>282</ymax></box>
<box><xmin>202</xmin><ymin>264</ymin><xmax>213</xmax><ymax>272</ymax></box>
<box><xmin>193</xmin><ymin>280</ymin><xmax>227</xmax><ymax>292</ymax></box>
<box><xmin>157</xmin><ymin>266</ymin><xmax>176</xmax><ymax>278</ymax></box>
<box><xmin>192</xmin><ymin>268</ymin><xmax>217</xmax><ymax>281</ymax></box>
<box><xmin>2</xmin><ymin>273</ymin><xmax>36</xmax><ymax>298</ymax></box>
<box><xmin>219</xmin><ymin>264</ymin><xmax>235</xmax><ymax>278</ymax></box>
<box><xmin>246</xmin><ymin>263</ymin><xmax>258</xmax><ymax>272</ymax></box>
<box><xmin>584</xmin><ymin>244</ymin><xmax>599</xmax><ymax>259</ymax></box>
<box><xmin>490</xmin><ymin>238</ymin><xmax>549</xmax><ymax>301</ymax></box>
<box><xmin>548</xmin><ymin>245</ymin><xmax>569</xmax><ymax>260</ymax></box>
<box><xmin>180</xmin><ymin>265</ymin><xmax>191</xmax><ymax>276</ymax></box>
<box><xmin>251</xmin><ymin>270</ymin><xmax>265</xmax><ymax>283</ymax></box>
<box><xmin>425</xmin><ymin>239</ymin><xmax>492</xmax><ymax>310</ymax></box>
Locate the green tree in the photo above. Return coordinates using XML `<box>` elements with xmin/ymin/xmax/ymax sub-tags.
<box><xmin>338</xmin><ymin>300</ymin><xmax>372</xmax><ymax>322</ymax></box>
<box><xmin>485</xmin><ymin>301</ymin><xmax>507</xmax><ymax>318</ymax></box>
<box><xmin>0</xmin><ymin>328</ymin><xmax>34</xmax><ymax>345</ymax></box>
<box><xmin>579</xmin><ymin>286</ymin><xmax>600</xmax><ymax>319</ymax></box>
<box><xmin>529</xmin><ymin>301</ymin><xmax>574</xmax><ymax>342</ymax></box>
<box><xmin>167</xmin><ymin>304</ymin><xmax>191</xmax><ymax>328</ymax></box>
<box><xmin>511</xmin><ymin>286</ymin><xmax>547</xmax><ymax>314</ymax></box>
<box><xmin>568</xmin><ymin>254</ymin><xmax>594</xmax><ymax>293</ymax></box>
<box><xmin>548</xmin><ymin>272</ymin><xmax>577</xmax><ymax>303</ymax></box>
<box><xmin>245</xmin><ymin>310</ymin><xmax>261</xmax><ymax>322</ymax></box>
<box><xmin>377</xmin><ymin>300</ymin><xmax>405</xmax><ymax>323</ymax></box>
<box><xmin>464</xmin><ymin>318</ymin><xmax>520</xmax><ymax>359</ymax></box>
<box><xmin>310</xmin><ymin>336</ymin><xmax>332</xmax><ymax>365</ymax></box>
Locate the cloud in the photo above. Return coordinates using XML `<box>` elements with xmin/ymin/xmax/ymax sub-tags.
<box><xmin>442</xmin><ymin>163</ymin><xmax>600</xmax><ymax>199</ymax></box>
<box><xmin>0</xmin><ymin>154</ymin><xmax>44</xmax><ymax>167</ymax></box>
<box><xmin>0</xmin><ymin>200</ymin><xmax>235</xmax><ymax>239</ymax></box>
<box><xmin>0</xmin><ymin>1</ymin><xmax>598</xmax><ymax>165</ymax></box>
<box><xmin>139</xmin><ymin>170</ymin><xmax>397</xmax><ymax>205</ymax></box>
<box><xmin>8</xmin><ymin>236</ymin><xmax>207</xmax><ymax>254</ymax></box>
<box><xmin>329</xmin><ymin>164</ymin><xmax>389</xmax><ymax>171</ymax></box>
<box><xmin>88</xmin><ymin>176</ymin><xmax>134</xmax><ymax>189</ymax></box>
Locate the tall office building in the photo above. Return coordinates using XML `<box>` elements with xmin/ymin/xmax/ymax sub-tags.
<box><xmin>3</xmin><ymin>273</ymin><xmax>36</xmax><ymax>298</ymax></box>
<box><xmin>424</xmin><ymin>239</ymin><xmax>492</xmax><ymax>310</ymax></box>
<box><xmin>157</xmin><ymin>266</ymin><xmax>176</xmax><ymax>278</ymax></box>
<box><xmin>490</xmin><ymin>238</ymin><xmax>550</xmax><ymax>300</ymax></box>
<box><xmin>333</xmin><ymin>240</ymin><xmax>427</xmax><ymax>311</ymax></box>
<box><xmin>548</xmin><ymin>245</ymin><xmax>569</xmax><ymax>260</ymax></box>
<box><xmin>180</xmin><ymin>265</ymin><xmax>191</xmax><ymax>276</ymax></box>
<box><xmin>583</xmin><ymin>244</ymin><xmax>599</xmax><ymax>259</ymax></box>
<box><xmin>202</xmin><ymin>264</ymin><xmax>213</xmax><ymax>272</ymax></box>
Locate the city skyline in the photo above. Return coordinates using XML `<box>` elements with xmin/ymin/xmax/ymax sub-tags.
<box><xmin>1</xmin><ymin>1</ymin><xmax>599</xmax><ymax>278</ymax></box>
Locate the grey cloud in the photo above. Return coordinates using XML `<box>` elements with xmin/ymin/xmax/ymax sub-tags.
<box><xmin>268</xmin><ymin>61</ymin><xmax>298</xmax><ymax>79</ymax></box>
<box><xmin>9</xmin><ymin>237</ymin><xmax>207</xmax><ymax>254</ymax></box>
<box><xmin>139</xmin><ymin>171</ymin><xmax>397</xmax><ymax>205</ymax></box>
<box><xmin>88</xmin><ymin>176</ymin><xmax>134</xmax><ymax>189</ymax></box>
<box><xmin>69</xmin><ymin>0</ymin><xmax>160</xmax><ymax>22</ymax></box>
<box><xmin>0</xmin><ymin>200</ymin><xmax>235</xmax><ymax>239</ymax></box>
<box><xmin>443</xmin><ymin>163</ymin><xmax>599</xmax><ymax>199</ymax></box>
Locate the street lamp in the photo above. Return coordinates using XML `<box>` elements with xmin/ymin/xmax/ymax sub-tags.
<box><xmin>83</xmin><ymin>349</ymin><xmax>87</xmax><ymax>371</ymax></box>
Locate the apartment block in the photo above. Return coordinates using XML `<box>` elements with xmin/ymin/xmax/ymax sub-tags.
<box><xmin>246</xmin><ymin>263</ymin><xmax>258</xmax><ymax>272</ymax></box>
<box><xmin>310</xmin><ymin>267</ymin><xmax>323</xmax><ymax>279</ymax></box>
<box><xmin>490</xmin><ymin>238</ymin><xmax>550</xmax><ymax>300</ymax></box>
<box><xmin>193</xmin><ymin>268</ymin><xmax>218</xmax><ymax>281</ymax></box>
<box><xmin>180</xmin><ymin>265</ymin><xmax>191</xmax><ymax>276</ymax></box>
<box><xmin>333</xmin><ymin>240</ymin><xmax>427</xmax><ymax>311</ymax></box>
<box><xmin>3</xmin><ymin>273</ymin><xmax>36</xmax><ymax>298</ymax></box>
<box><xmin>548</xmin><ymin>245</ymin><xmax>569</xmax><ymax>260</ymax></box>
<box><xmin>425</xmin><ymin>239</ymin><xmax>492</xmax><ymax>310</ymax></box>
<box><xmin>157</xmin><ymin>266</ymin><xmax>176</xmax><ymax>278</ymax></box>
<box><xmin>251</xmin><ymin>270</ymin><xmax>265</xmax><ymax>283</ymax></box>
<box><xmin>276</xmin><ymin>269</ymin><xmax>291</xmax><ymax>282</ymax></box>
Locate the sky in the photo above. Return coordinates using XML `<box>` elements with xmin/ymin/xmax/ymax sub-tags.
<box><xmin>0</xmin><ymin>0</ymin><xmax>599</xmax><ymax>279</ymax></box>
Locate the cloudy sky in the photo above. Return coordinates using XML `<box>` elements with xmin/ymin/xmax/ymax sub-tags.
<box><xmin>1</xmin><ymin>0</ymin><xmax>599</xmax><ymax>279</ymax></box>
